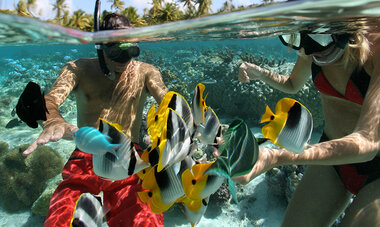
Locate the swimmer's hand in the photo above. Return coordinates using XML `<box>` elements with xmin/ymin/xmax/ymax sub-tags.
<box><xmin>238</xmin><ymin>62</ymin><xmax>266</xmax><ymax>83</ymax></box>
<box><xmin>232</xmin><ymin>147</ymin><xmax>279</xmax><ymax>185</ymax></box>
<box><xmin>23</xmin><ymin>121</ymin><xmax>78</xmax><ymax>156</ymax></box>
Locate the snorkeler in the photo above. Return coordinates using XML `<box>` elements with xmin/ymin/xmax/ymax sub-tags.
<box><xmin>236</xmin><ymin>31</ymin><xmax>380</xmax><ymax>226</ymax></box>
<box><xmin>22</xmin><ymin>11</ymin><xmax>168</xmax><ymax>227</ymax></box>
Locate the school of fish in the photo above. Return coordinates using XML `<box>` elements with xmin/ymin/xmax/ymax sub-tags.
<box><xmin>73</xmin><ymin>83</ymin><xmax>261</xmax><ymax>226</ymax></box>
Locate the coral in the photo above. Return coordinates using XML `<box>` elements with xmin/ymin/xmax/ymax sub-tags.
<box><xmin>0</xmin><ymin>144</ymin><xmax>64</xmax><ymax>212</ymax></box>
<box><xmin>210</xmin><ymin>182</ymin><xmax>231</xmax><ymax>206</ymax></box>
<box><xmin>161</xmin><ymin>69</ymin><xmax>190</xmax><ymax>100</ymax></box>
<box><xmin>32</xmin><ymin>174</ymin><xmax>62</xmax><ymax>216</ymax></box>
<box><xmin>217</xmin><ymin>48</ymin><xmax>235</xmax><ymax>64</ymax></box>
<box><xmin>265</xmin><ymin>165</ymin><xmax>306</xmax><ymax>204</ymax></box>
<box><xmin>0</xmin><ymin>141</ymin><xmax>9</xmax><ymax>157</ymax></box>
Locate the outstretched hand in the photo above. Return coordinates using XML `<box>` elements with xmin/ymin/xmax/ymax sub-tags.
<box><xmin>23</xmin><ymin>121</ymin><xmax>78</xmax><ymax>156</ymax></box>
<box><xmin>232</xmin><ymin>147</ymin><xmax>279</xmax><ymax>185</ymax></box>
<box><xmin>238</xmin><ymin>62</ymin><xmax>265</xmax><ymax>83</ymax></box>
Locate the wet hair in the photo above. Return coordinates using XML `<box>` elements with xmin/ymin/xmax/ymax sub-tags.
<box><xmin>341</xmin><ymin>33</ymin><xmax>370</xmax><ymax>69</ymax></box>
<box><xmin>100</xmin><ymin>13</ymin><xmax>132</xmax><ymax>31</ymax></box>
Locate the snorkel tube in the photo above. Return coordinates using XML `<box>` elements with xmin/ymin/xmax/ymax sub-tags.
<box><xmin>94</xmin><ymin>0</ymin><xmax>112</xmax><ymax>79</ymax></box>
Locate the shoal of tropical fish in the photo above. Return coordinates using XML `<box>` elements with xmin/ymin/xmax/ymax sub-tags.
<box><xmin>72</xmin><ymin>83</ymin><xmax>314</xmax><ymax>226</ymax></box>
<box><xmin>73</xmin><ymin>83</ymin><xmax>260</xmax><ymax>226</ymax></box>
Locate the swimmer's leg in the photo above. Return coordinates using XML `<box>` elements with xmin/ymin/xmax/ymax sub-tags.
<box><xmin>340</xmin><ymin>178</ymin><xmax>380</xmax><ymax>227</ymax></box>
<box><xmin>44</xmin><ymin>150</ymin><xmax>101</xmax><ymax>227</ymax></box>
<box><xmin>282</xmin><ymin>165</ymin><xmax>352</xmax><ymax>227</ymax></box>
<box><xmin>103</xmin><ymin>174</ymin><xmax>164</xmax><ymax>227</ymax></box>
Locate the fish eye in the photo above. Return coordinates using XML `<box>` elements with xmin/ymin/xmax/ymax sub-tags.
<box><xmin>270</xmin><ymin>115</ymin><xmax>275</xmax><ymax>120</ymax></box>
<box><xmin>192</xmin><ymin>179</ymin><xmax>196</xmax><ymax>185</ymax></box>
<box><xmin>142</xmin><ymin>169</ymin><xmax>146</xmax><ymax>174</ymax></box>
<box><xmin>148</xmin><ymin>192</ymin><xmax>153</xmax><ymax>197</ymax></box>
<box><xmin>155</xmin><ymin>115</ymin><xmax>158</xmax><ymax>121</ymax></box>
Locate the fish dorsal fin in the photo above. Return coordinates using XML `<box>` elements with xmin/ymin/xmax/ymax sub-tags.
<box><xmin>192</xmin><ymin>83</ymin><xmax>208</xmax><ymax>126</ymax></box>
<box><xmin>147</xmin><ymin>104</ymin><xmax>156</xmax><ymax>129</ymax></box>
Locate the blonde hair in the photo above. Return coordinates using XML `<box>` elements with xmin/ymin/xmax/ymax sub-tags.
<box><xmin>341</xmin><ymin>33</ymin><xmax>370</xmax><ymax>70</ymax></box>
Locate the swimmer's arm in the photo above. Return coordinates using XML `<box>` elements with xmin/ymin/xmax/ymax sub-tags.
<box><xmin>278</xmin><ymin>59</ymin><xmax>380</xmax><ymax>167</ymax></box>
<box><xmin>145</xmin><ymin>66</ymin><xmax>168</xmax><ymax>103</ymax></box>
<box><xmin>43</xmin><ymin>61</ymin><xmax>78</xmax><ymax>127</ymax></box>
<box><xmin>24</xmin><ymin>62</ymin><xmax>79</xmax><ymax>155</ymax></box>
<box><xmin>259</xmin><ymin>55</ymin><xmax>312</xmax><ymax>93</ymax></box>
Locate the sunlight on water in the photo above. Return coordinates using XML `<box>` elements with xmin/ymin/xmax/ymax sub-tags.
<box><xmin>0</xmin><ymin>0</ymin><xmax>379</xmax><ymax>226</ymax></box>
<box><xmin>1</xmin><ymin>0</ymin><xmax>380</xmax><ymax>45</ymax></box>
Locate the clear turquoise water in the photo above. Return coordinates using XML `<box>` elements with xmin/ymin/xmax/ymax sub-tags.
<box><xmin>1</xmin><ymin>0</ymin><xmax>380</xmax><ymax>226</ymax></box>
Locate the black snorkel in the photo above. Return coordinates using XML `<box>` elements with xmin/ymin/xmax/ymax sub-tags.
<box><xmin>94</xmin><ymin>0</ymin><xmax>113</xmax><ymax>79</ymax></box>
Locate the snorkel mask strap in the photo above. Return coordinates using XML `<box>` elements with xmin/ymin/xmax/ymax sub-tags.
<box><xmin>94</xmin><ymin>0</ymin><xmax>114</xmax><ymax>80</ymax></box>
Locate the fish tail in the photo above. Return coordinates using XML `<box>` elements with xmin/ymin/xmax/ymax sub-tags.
<box><xmin>205</xmin><ymin>168</ymin><xmax>237</xmax><ymax>203</ymax></box>
<box><xmin>260</xmin><ymin>105</ymin><xmax>275</xmax><ymax>123</ymax></box>
<box><xmin>108</xmin><ymin>144</ymin><xmax>121</xmax><ymax>160</ymax></box>
<box><xmin>227</xmin><ymin>177</ymin><xmax>237</xmax><ymax>203</ymax></box>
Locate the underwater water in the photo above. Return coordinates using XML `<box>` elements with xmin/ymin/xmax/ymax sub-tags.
<box><xmin>1</xmin><ymin>0</ymin><xmax>380</xmax><ymax>226</ymax></box>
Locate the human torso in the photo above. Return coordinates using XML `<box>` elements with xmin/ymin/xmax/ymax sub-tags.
<box><xmin>313</xmin><ymin>58</ymin><xmax>373</xmax><ymax>140</ymax></box>
<box><xmin>73</xmin><ymin>58</ymin><xmax>149</xmax><ymax>143</ymax></box>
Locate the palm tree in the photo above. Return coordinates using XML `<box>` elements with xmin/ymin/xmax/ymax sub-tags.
<box><xmin>26</xmin><ymin>0</ymin><xmax>37</xmax><ymax>15</ymax></box>
<box><xmin>218</xmin><ymin>0</ymin><xmax>235</xmax><ymax>13</ymax></box>
<box><xmin>68</xmin><ymin>10</ymin><xmax>91</xmax><ymax>31</ymax></box>
<box><xmin>157</xmin><ymin>2</ymin><xmax>181</xmax><ymax>22</ymax></box>
<box><xmin>196</xmin><ymin>0</ymin><xmax>212</xmax><ymax>16</ymax></box>
<box><xmin>108</xmin><ymin>0</ymin><xmax>124</xmax><ymax>12</ymax></box>
<box><xmin>178</xmin><ymin>0</ymin><xmax>194</xmax><ymax>8</ymax></box>
<box><xmin>52</xmin><ymin>0</ymin><xmax>68</xmax><ymax>23</ymax></box>
<box><xmin>15</xmin><ymin>0</ymin><xmax>30</xmax><ymax>17</ymax></box>
<box><xmin>120</xmin><ymin>6</ymin><xmax>147</xmax><ymax>27</ymax></box>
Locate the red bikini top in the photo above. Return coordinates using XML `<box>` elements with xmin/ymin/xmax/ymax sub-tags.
<box><xmin>311</xmin><ymin>63</ymin><xmax>370</xmax><ymax>105</ymax></box>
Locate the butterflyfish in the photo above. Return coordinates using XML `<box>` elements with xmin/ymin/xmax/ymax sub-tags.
<box><xmin>70</xmin><ymin>192</ymin><xmax>108</xmax><ymax>227</ymax></box>
<box><xmin>194</xmin><ymin>107</ymin><xmax>221</xmax><ymax>145</ymax></box>
<box><xmin>156</xmin><ymin>108</ymin><xmax>192</xmax><ymax>172</ymax></box>
<box><xmin>181</xmin><ymin>161</ymin><xmax>224</xmax><ymax>211</ymax></box>
<box><xmin>138</xmin><ymin>164</ymin><xmax>185</xmax><ymax>214</ymax></box>
<box><xmin>261</xmin><ymin>98</ymin><xmax>313</xmax><ymax>154</ymax></box>
<box><xmin>147</xmin><ymin>91</ymin><xmax>193</xmax><ymax>145</ymax></box>
<box><xmin>191</xmin><ymin>83</ymin><xmax>208</xmax><ymax>126</ymax></box>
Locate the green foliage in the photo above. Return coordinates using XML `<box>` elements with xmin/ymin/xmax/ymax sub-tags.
<box><xmin>0</xmin><ymin>0</ymin><xmax>278</xmax><ymax>31</ymax></box>
<box><xmin>0</xmin><ymin>144</ymin><xmax>64</xmax><ymax>212</ymax></box>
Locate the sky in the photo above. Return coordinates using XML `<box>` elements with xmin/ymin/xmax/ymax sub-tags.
<box><xmin>0</xmin><ymin>0</ymin><xmax>264</xmax><ymax>20</ymax></box>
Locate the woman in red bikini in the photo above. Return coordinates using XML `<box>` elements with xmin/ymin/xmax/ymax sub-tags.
<box><xmin>236</xmin><ymin>31</ymin><xmax>380</xmax><ymax>226</ymax></box>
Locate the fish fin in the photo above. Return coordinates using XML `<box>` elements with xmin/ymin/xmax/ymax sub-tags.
<box><xmin>260</xmin><ymin>105</ymin><xmax>275</xmax><ymax>123</ymax></box>
<box><xmin>173</xmin><ymin>162</ymin><xmax>181</xmax><ymax>175</ymax></box>
<box><xmin>147</xmin><ymin>104</ymin><xmax>156</xmax><ymax>130</ymax></box>
<box><xmin>107</xmin><ymin>144</ymin><xmax>121</xmax><ymax>160</ymax></box>
<box><xmin>205</xmin><ymin>168</ymin><xmax>237</xmax><ymax>203</ymax></box>
<box><xmin>111</xmin><ymin>123</ymin><xmax>123</xmax><ymax>131</ymax></box>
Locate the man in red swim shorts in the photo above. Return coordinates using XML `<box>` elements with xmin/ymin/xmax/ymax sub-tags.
<box><xmin>23</xmin><ymin>13</ymin><xmax>167</xmax><ymax>227</ymax></box>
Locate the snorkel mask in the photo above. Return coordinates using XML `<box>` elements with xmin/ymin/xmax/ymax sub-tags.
<box><xmin>279</xmin><ymin>32</ymin><xmax>351</xmax><ymax>66</ymax></box>
<box><xmin>98</xmin><ymin>42</ymin><xmax>140</xmax><ymax>63</ymax></box>
<box><xmin>94</xmin><ymin>0</ymin><xmax>140</xmax><ymax>78</ymax></box>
